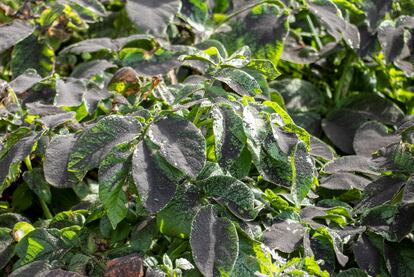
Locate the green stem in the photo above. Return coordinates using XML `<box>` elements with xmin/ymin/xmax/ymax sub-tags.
<box><xmin>197</xmin><ymin>118</ymin><xmax>213</xmax><ymax>128</ymax></box>
<box><xmin>335</xmin><ymin>53</ymin><xmax>355</xmax><ymax>104</ymax></box>
<box><xmin>218</xmin><ymin>0</ymin><xmax>286</xmax><ymax>26</ymax></box>
<box><xmin>24</xmin><ymin>156</ymin><xmax>53</xmax><ymax>220</ymax></box>
<box><xmin>193</xmin><ymin>106</ymin><xmax>203</xmax><ymax>126</ymax></box>
<box><xmin>305</xmin><ymin>14</ymin><xmax>323</xmax><ymax>51</ymax></box>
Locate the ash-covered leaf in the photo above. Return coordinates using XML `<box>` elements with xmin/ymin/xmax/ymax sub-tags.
<box><xmin>353</xmin><ymin>121</ymin><xmax>401</xmax><ymax>157</ymax></box>
<box><xmin>190</xmin><ymin>205</ymin><xmax>239</xmax><ymax>277</ymax></box>
<box><xmin>202</xmin><ymin>175</ymin><xmax>257</xmax><ymax>221</ymax></box>
<box><xmin>147</xmin><ymin>114</ymin><xmax>206</xmax><ymax>178</ymax></box>
<box><xmin>263</xmin><ymin>219</ymin><xmax>304</xmax><ymax>253</ymax></box>
<box><xmin>0</xmin><ymin>20</ymin><xmax>34</xmax><ymax>54</ymax></box>
<box><xmin>70</xmin><ymin>59</ymin><xmax>117</xmax><ymax>79</ymax></box>
<box><xmin>44</xmin><ymin>134</ymin><xmax>78</xmax><ymax>188</ymax></box>
<box><xmin>68</xmin><ymin>115</ymin><xmax>142</xmax><ymax>180</ymax></box>
<box><xmin>214</xmin><ymin>68</ymin><xmax>262</xmax><ymax>96</ymax></box>
<box><xmin>9</xmin><ymin>69</ymin><xmax>43</xmax><ymax>95</ymax></box>
<box><xmin>310</xmin><ymin>136</ymin><xmax>335</xmax><ymax>161</ymax></box>
<box><xmin>212</xmin><ymin>103</ymin><xmax>247</xmax><ymax>169</ymax></box>
<box><xmin>132</xmin><ymin>140</ymin><xmax>184</xmax><ymax>213</ymax></box>
<box><xmin>308</xmin><ymin>1</ymin><xmax>360</xmax><ymax>49</ymax></box>
<box><xmin>320</xmin><ymin>173</ymin><xmax>371</xmax><ymax>190</ymax></box>
<box><xmin>355</xmin><ymin>176</ymin><xmax>405</xmax><ymax>212</ymax></box>
<box><xmin>323</xmin><ymin>155</ymin><xmax>379</xmax><ymax>175</ymax></box>
<box><xmin>322</xmin><ymin>109</ymin><xmax>367</xmax><ymax>153</ymax></box>
<box><xmin>353</xmin><ymin>234</ymin><xmax>381</xmax><ymax>276</ymax></box>
<box><xmin>126</xmin><ymin>0</ymin><xmax>181</xmax><ymax>36</ymax></box>
<box><xmin>290</xmin><ymin>141</ymin><xmax>315</xmax><ymax>206</ymax></box>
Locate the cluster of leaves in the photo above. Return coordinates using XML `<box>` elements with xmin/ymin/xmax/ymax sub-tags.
<box><xmin>0</xmin><ymin>0</ymin><xmax>413</xmax><ymax>276</ymax></box>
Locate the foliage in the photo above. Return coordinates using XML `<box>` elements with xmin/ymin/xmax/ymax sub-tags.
<box><xmin>0</xmin><ymin>0</ymin><xmax>413</xmax><ymax>276</ymax></box>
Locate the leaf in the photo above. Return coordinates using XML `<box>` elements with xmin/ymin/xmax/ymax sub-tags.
<box><xmin>363</xmin><ymin>0</ymin><xmax>393</xmax><ymax>32</ymax></box>
<box><xmin>322</xmin><ymin>109</ymin><xmax>367</xmax><ymax>153</ymax></box>
<box><xmin>263</xmin><ymin>219</ymin><xmax>304</xmax><ymax>253</ymax></box>
<box><xmin>0</xmin><ymin>227</ymin><xmax>14</xmax><ymax>269</ymax></box>
<box><xmin>355</xmin><ymin>176</ymin><xmax>404</xmax><ymax>211</ymax></box>
<box><xmin>290</xmin><ymin>142</ymin><xmax>314</xmax><ymax>206</ymax></box>
<box><xmin>8</xmin><ymin>261</ymin><xmax>51</xmax><ymax>277</ymax></box>
<box><xmin>9</xmin><ymin>69</ymin><xmax>44</xmax><ymax>95</ymax></box>
<box><xmin>231</xmin><ymin>234</ymin><xmax>274</xmax><ymax>277</ymax></box>
<box><xmin>105</xmin><ymin>254</ymin><xmax>144</xmax><ymax>277</ymax></box>
<box><xmin>353</xmin><ymin>234</ymin><xmax>381</xmax><ymax>276</ymax></box>
<box><xmin>44</xmin><ymin>134</ymin><xmax>79</xmax><ymax>188</ymax></box>
<box><xmin>131</xmin><ymin>218</ymin><xmax>159</xmax><ymax>253</ymax></box>
<box><xmin>61</xmin><ymin>38</ymin><xmax>116</xmax><ymax>54</ymax></box>
<box><xmin>0</xmin><ymin>20</ymin><xmax>34</xmax><ymax>54</ymax></box>
<box><xmin>372</xmin><ymin>142</ymin><xmax>414</xmax><ymax>173</ymax></box>
<box><xmin>0</xmin><ymin>131</ymin><xmax>42</xmax><ymax>194</ymax></box>
<box><xmin>190</xmin><ymin>205</ymin><xmax>239</xmax><ymax>277</ymax></box>
<box><xmin>310</xmin><ymin>136</ymin><xmax>335</xmax><ymax>161</ymax></box>
<box><xmin>68</xmin><ymin>115</ymin><xmax>142</xmax><ymax>180</ymax></box>
<box><xmin>14</xmin><ymin>229</ymin><xmax>67</xmax><ymax>268</ymax></box>
<box><xmin>323</xmin><ymin>155</ymin><xmax>379</xmax><ymax>175</ymax></box>
<box><xmin>11</xmin><ymin>35</ymin><xmax>55</xmax><ymax>78</ymax></box>
<box><xmin>98</xmin><ymin>142</ymin><xmax>133</xmax><ymax>229</ymax></box>
<box><xmin>270</xmin><ymin>78</ymin><xmax>324</xmax><ymax>113</ymax></box>
<box><xmin>211</xmin><ymin>103</ymin><xmax>247</xmax><ymax>169</ymax></box>
<box><xmin>70</xmin><ymin>59</ymin><xmax>117</xmax><ymax>79</ymax></box>
<box><xmin>384</xmin><ymin>240</ymin><xmax>414</xmax><ymax>277</ymax></box>
<box><xmin>147</xmin><ymin>114</ymin><xmax>206</xmax><ymax>178</ymax></box>
<box><xmin>320</xmin><ymin>173</ymin><xmax>371</xmax><ymax>190</ymax></box>
<box><xmin>132</xmin><ymin>140</ymin><xmax>184</xmax><ymax>213</ymax></box>
<box><xmin>121</xmin><ymin>46</ymin><xmax>185</xmax><ymax>76</ymax></box>
<box><xmin>126</xmin><ymin>0</ymin><xmax>181</xmax><ymax>35</ymax></box>
<box><xmin>214</xmin><ymin>68</ymin><xmax>262</xmax><ymax>96</ymax></box>
<box><xmin>22</xmin><ymin>168</ymin><xmax>52</xmax><ymax>204</ymax></box>
<box><xmin>378</xmin><ymin>20</ymin><xmax>407</xmax><ymax>63</ymax></box>
<box><xmin>202</xmin><ymin>175</ymin><xmax>257</xmax><ymax>221</ymax></box>
<box><xmin>353</xmin><ymin>121</ymin><xmax>401</xmax><ymax>157</ymax></box>
<box><xmin>157</xmin><ymin>183</ymin><xmax>202</xmax><ymax>238</ymax></box>
<box><xmin>214</xmin><ymin>8</ymin><xmax>288</xmax><ymax>66</ymax></box>
<box><xmin>361</xmin><ymin>205</ymin><xmax>398</xmax><ymax>239</ymax></box>
<box><xmin>308</xmin><ymin>1</ymin><xmax>360</xmax><ymax>49</ymax></box>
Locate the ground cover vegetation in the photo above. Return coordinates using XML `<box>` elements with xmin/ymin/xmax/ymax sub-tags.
<box><xmin>0</xmin><ymin>0</ymin><xmax>414</xmax><ymax>276</ymax></box>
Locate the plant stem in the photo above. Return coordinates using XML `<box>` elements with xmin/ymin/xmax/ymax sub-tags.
<box><xmin>335</xmin><ymin>52</ymin><xmax>355</xmax><ymax>104</ymax></box>
<box><xmin>193</xmin><ymin>106</ymin><xmax>203</xmax><ymax>126</ymax></box>
<box><xmin>306</xmin><ymin>14</ymin><xmax>323</xmax><ymax>51</ymax></box>
<box><xmin>24</xmin><ymin>156</ymin><xmax>53</xmax><ymax>220</ymax></box>
<box><xmin>218</xmin><ymin>0</ymin><xmax>286</xmax><ymax>25</ymax></box>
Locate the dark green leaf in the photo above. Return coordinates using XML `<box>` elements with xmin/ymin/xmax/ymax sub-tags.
<box><xmin>98</xmin><ymin>142</ymin><xmax>133</xmax><ymax>229</ymax></box>
<box><xmin>11</xmin><ymin>35</ymin><xmax>54</xmax><ymax>78</ymax></box>
<box><xmin>22</xmin><ymin>168</ymin><xmax>52</xmax><ymax>204</ymax></box>
<box><xmin>157</xmin><ymin>183</ymin><xmax>202</xmax><ymax>238</ymax></box>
